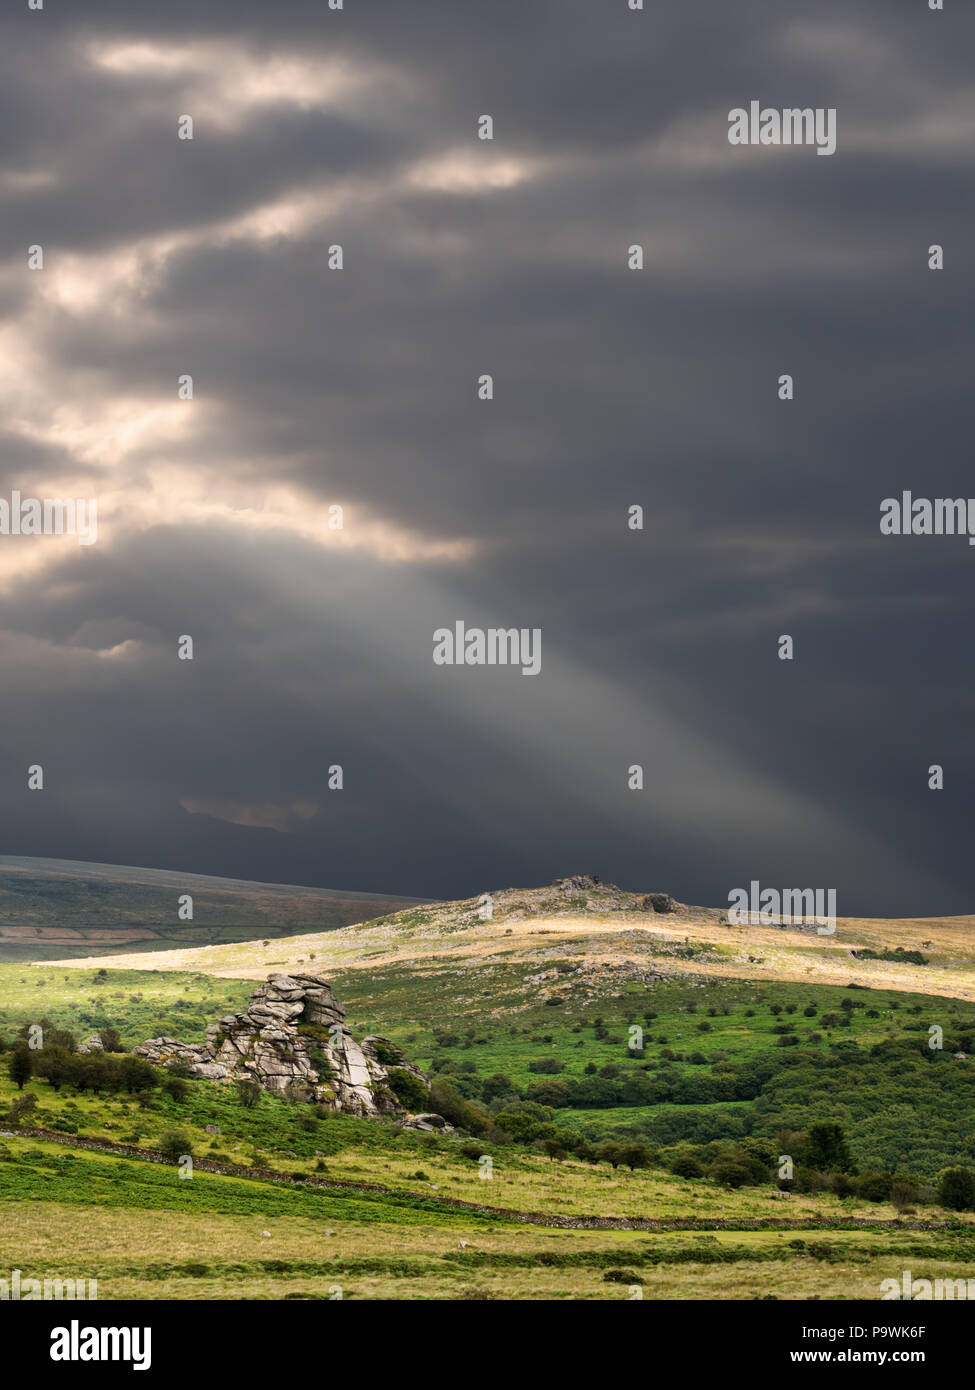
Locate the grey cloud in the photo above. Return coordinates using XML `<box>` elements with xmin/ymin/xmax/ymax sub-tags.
<box><xmin>1</xmin><ymin>1</ymin><xmax>973</xmax><ymax>912</ymax></box>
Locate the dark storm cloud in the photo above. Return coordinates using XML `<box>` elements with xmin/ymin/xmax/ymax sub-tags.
<box><xmin>1</xmin><ymin>0</ymin><xmax>973</xmax><ymax>913</ymax></box>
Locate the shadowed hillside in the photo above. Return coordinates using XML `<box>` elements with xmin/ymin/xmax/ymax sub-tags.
<box><xmin>0</xmin><ymin>856</ymin><xmax>428</xmax><ymax>962</ymax></box>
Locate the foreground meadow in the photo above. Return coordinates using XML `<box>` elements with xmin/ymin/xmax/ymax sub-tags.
<box><xmin>4</xmin><ymin>886</ymin><xmax>975</xmax><ymax>1299</ymax></box>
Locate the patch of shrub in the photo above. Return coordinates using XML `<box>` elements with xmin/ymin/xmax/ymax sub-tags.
<box><xmin>386</xmin><ymin>1068</ymin><xmax>431</xmax><ymax>1112</ymax></box>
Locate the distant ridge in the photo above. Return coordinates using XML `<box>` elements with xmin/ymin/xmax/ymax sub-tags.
<box><xmin>0</xmin><ymin>856</ymin><xmax>428</xmax><ymax>962</ymax></box>
<box><xmin>55</xmin><ymin>872</ymin><xmax>975</xmax><ymax>1006</ymax></box>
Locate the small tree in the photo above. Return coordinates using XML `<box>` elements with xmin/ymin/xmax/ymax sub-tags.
<box><xmin>99</xmin><ymin>1027</ymin><xmax>124</xmax><ymax>1053</ymax></box>
<box><xmin>937</xmin><ymin>1166</ymin><xmax>975</xmax><ymax>1212</ymax></box>
<box><xmin>803</xmin><ymin>1122</ymin><xmax>853</xmax><ymax>1173</ymax></box>
<box><xmin>119</xmin><ymin>1056</ymin><xmax>157</xmax><ymax>1094</ymax></box>
<box><xmin>890</xmin><ymin>1179</ymin><xmax>917</xmax><ymax>1211</ymax></box>
<box><xmin>159</xmin><ymin>1129</ymin><xmax>193</xmax><ymax>1163</ymax></box>
<box><xmin>619</xmin><ymin>1142</ymin><xmax>653</xmax><ymax>1171</ymax></box>
<box><xmin>9</xmin><ymin>1047</ymin><xmax>32</xmax><ymax>1091</ymax></box>
<box><xmin>6</xmin><ymin>1092</ymin><xmax>38</xmax><ymax>1124</ymax></box>
<box><xmin>236</xmin><ymin>1078</ymin><xmax>262</xmax><ymax>1109</ymax></box>
<box><xmin>37</xmin><ymin>1046</ymin><xmax>72</xmax><ymax>1092</ymax></box>
<box><xmin>595</xmin><ymin>1142</ymin><xmax>624</xmax><ymax>1169</ymax></box>
<box><xmin>481</xmin><ymin>1072</ymin><xmax>515</xmax><ymax>1102</ymax></box>
<box><xmin>386</xmin><ymin>1068</ymin><xmax>431</xmax><ymax>1112</ymax></box>
<box><xmin>857</xmin><ymin>1171</ymin><xmax>892</xmax><ymax>1203</ymax></box>
<box><xmin>831</xmin><ymin>1171</ymin><xmax>857</xmax><ymax>1198</ymax></box>
<box><xmin>527</xmin><ymin>1058</ymin><xmax>563</xmax><ymax>1075</ymax></box>
<box><xmin>670</xmin><ymin>1153</ymin><xmax>703</xmax><ymax>1179</ymax></box>
<box><xmin>708</xmin><ymin>1156</ymin><xmax>754</xmax><ymax>1188</ymax></box>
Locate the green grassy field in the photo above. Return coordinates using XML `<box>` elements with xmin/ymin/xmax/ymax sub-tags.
<box><xmin>3</xmin><ymin>964</ymin><xmax>975</xmax><ymax>1298</ymax></box>
<box><xmin>3</xmin><ymin>1125</ymin><xmax>974</xmax><ymax>1300</ymax></box>
<box><xmin>4</xmin><ymin>960</ymin><xmax>975</xmax><ymax>1174</ymax></box>
<box><xmin>4</xmin><ymin>880</ymin><xmax>975</xmax><ymax>1299</ymax></box>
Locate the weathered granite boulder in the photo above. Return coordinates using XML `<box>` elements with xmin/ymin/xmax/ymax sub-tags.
<box><xmin>77</xmin><ymin>1034</ymin><xmax>105</xmax><ymax>1054</ymax></box>
<box><xmin>641</xmin><ymin>893</ymin><xmax>678</xmax><ymax>914</ymax></box>
<box><xmin>554</xmin><ymin>874</ymin><xmax>603</xmax><ymax>893</ymax></box>
<box><xmin>360</xmin><ymin>1035</ymin><xmax>427</xmax><ymax>1083</ymax></box>
<box><xmin>134</xmin><ymin>972</ymin><xmax>429</xmax><ymax>1117</ymax></box>
<box><xmin>402</xmin><ymin>1113</ymin><xmax>455</xmax><ymax>1133</ymax></box>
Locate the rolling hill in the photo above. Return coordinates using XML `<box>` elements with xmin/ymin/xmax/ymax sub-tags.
<box><xmin>55</xmin><ymin>872</ymin><xmax>975</xmax><ymax>1005</ymax></box>
<box><xmin>0</xmin><ymin>856</ymin><xmax>427</xmax><ymax>962</ymax></box>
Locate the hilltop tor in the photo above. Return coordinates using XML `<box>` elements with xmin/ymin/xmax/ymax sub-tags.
<box><xmin>134</xmin><ymin>971</ymin><xmax>430</xmax><ymax>1118</ymax></box>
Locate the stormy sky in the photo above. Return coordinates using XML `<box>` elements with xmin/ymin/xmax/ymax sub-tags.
<box><xmin>1</xmin><ymin>0</ymin><xmax>973</xmax><ymax>914</ymax></box>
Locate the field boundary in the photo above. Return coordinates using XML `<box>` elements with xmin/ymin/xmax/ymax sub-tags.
<box><xmin>3</xmin><ymin>1124</ymin><xmax>970</xmax><ymax>1235</ymax></box>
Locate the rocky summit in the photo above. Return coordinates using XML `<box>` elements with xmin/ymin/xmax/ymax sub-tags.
<box><xmin>133</xmin><ymin>972</ymin><xmax>428</xmax><ymax>1117</ymax></box>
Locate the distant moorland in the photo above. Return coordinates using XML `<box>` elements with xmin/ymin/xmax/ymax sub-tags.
<box><xmin>0</xmin><ymin>856</ymin><xmax>426</xmax><ymax>962</ymax></box>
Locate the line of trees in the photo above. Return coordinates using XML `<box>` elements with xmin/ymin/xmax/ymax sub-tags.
<box><xmin>3</xmin><ymin>1021</ymin><xmax>158</xmax><ymax>1099</ymax></box>
<box><xmin>7</xmin><ymin>1042</ymin><xmax>158</xmax><ymax>1096</ymax></box>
